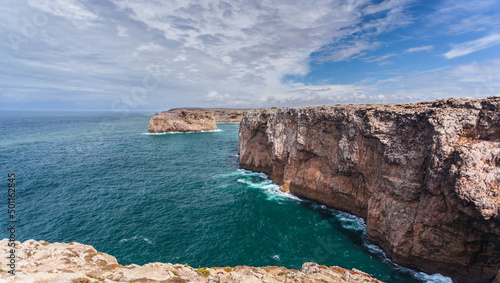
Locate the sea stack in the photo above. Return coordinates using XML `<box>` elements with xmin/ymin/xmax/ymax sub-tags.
<box><xmin>148</xmin><ymin>110</ymin><xmax>217</xmax><ymax>133</ymax></box>
<box><xmin>238</xmin><ymin>96</ymin><xmax>500</xmax><ymax>282</ymax></box>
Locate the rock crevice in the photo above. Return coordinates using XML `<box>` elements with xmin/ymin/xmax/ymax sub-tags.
<box><xmin>238</xmin><ymin>97</ymin><xmax>500</xmax><ymax>282</ymax></box>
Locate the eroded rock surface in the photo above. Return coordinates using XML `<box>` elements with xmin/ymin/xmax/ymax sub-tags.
<box><xmin>148</xmin><ymin>110</ymin><xmax>217</xmax><ymax>133</ymax></box>
<box><xmin>159</xmin><ymin>109</ymin><xmax>247</xmax><ymax>123</ymax></box>
<box><xmin>0</xmin><ymin>239</ymin><xmax>381</xmax><ymax>283</ymax></box>
<box><xmin>212</xmin><ymin>109</ymin><xmax>247</xmax><ymax>123</ymax></box>
<box><xmin>239</xmin><ymin>96</ymin><xmax>500</xmax><ymax>282</ymax></box>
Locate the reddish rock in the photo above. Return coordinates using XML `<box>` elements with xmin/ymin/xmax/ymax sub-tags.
<box><xmin>148</xmin><ymin>110</ymin><xmax>217</xmax><ymax>133</ymax></box>
<box><xmin>239</xmin><ymin>97</ymin><xmax>500</xmax><ymax>282</ymax></box>
<box><xmin>0</xmin><ymin>239</ymin><xmax>382</xmax><ymax>283</ymax></box>
<box><xmin>158</xmin><ymin>108</ymin><xmax>248</xmax><ymax>122</ymax></box>
<box><xmin>160</xmin><ymin>110</ymin><xmax>182</xmax><ymax>116</ymax></box>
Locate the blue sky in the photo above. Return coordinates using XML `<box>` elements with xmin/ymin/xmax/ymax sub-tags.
<box><xmin>1</xmin><ymin>0</ymin><xmax>499</xmax><ymax>110</ymax></box>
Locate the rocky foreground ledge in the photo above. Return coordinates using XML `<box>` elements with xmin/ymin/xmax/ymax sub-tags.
<box><xmin>0</xmin><ymin>239</ymin><xmax>381</xmax><ymax>283</ymax></box>
<box><xmin>239</xmin><ymin>96</ymin><xmax>500</xmax><ymax>282</ymax></box>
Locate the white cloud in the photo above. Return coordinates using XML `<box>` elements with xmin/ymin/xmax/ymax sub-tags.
<box><xmin>425</xmin><ymin>0</ymin><xmax>500</xmax><ymax>35</ymax></box>
<box><xmin>205</xmin><ymin>91</ymin><xmax>232</xmax><ymax>101</ymax></box>
<box><xmin>364</xmin><ymin>53</ymin><xmax>398</xmax><ymax>62</ymax></box>
<box><xmin>363</xmin><ymin>0</ymin><xmax>413</xmax><ymax>15</ymax></box>
<box><xmin>108</xmin><ymin>0</ymin><xmax>415</xmax><ymax>97</ymax></box>
<box><xmin>444</xmin><ymin>34</ymin><xmax>500</xmax><ymax>59</ymax></box>
<box><xmin>266</xmin><ymin>59</ymin><xmax>500</xmax><ymax>107</ymax></box>
<box><xmin>405</xmin><ymin>45</ymin><xmax>434</xmax><ymax>53</ymax></box>
<box><xmin>27</xmin><ymin>0</ymin><xmax>97</xmax><ymax>22</ymax></box>
<box><xmin>447</xmin><ymin>14</ymin><xmax>500</xmax><ymax>35</ymax></box>
<box><xmin>375</xmin><ymin>60</ymin><xmax>500</xmax><ymax>99</ymax></box>
<box><xmin>321</xmin><ymin>40</ymin><xmax>381</xmax><ymax>62</ymax></box>
<box><xmin>363</xmin><ymin>45</ymin><xmax>433</xmax><ymax>64</ymax></box>
<box><xmin>6</xmin><ymin>0</ymin><xmax>497</xmax><ymax>110</ymax></box>
<box><xmin>137</xmin><ymin>43</ymin><xmax>162</xmax><ymax>52</ymax></box>
<box><xmin>117</xmin><ymin>26</ymin><xmax>128</xmax><ymax>37</ymax></box>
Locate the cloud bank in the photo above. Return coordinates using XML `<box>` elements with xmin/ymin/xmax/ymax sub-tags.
<box><xmin>1</xmin><ymin>0</ymin><xmax>499</xmax><ymax>110</ymax></box>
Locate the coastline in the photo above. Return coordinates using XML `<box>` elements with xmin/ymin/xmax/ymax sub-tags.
<box><xmin>238</xmin><ymin>96</ymin><xmax>500</xmax><ymax>282</ymax></box>
<box><xmin>0</xmin><ymin>239</ymin><xmax>383</xmax><ymax>283</ymax></box>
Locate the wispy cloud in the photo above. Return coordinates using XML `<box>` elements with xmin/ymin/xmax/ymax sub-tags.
<box><xmin>274</xmin><ymin>59</ymin><xmax>500</xmax><ymax>107</ymax></box>
<box><xmin>404</xmin><ymin>45</ymin><xmax>434</xmax><ymax>53</ymax></box>
<box><xmin>1</xmin><ymin>0</ymin><xmax>419</xmax><ymax>109</ymax></box>
<box><xmin>424</xmin><ymin>0</ymin><xmax>500</xmax><ymax>35</ymax></box>
<box><xmin>27</xmin><ymin>0</ymin><xmax>97</xmax><ymax>24</ymax></box>
<box><xmin>444</xmin><ymin>34</ymin><xmax>500</xmax><ymax>59</ymax></box>
<box><xmin>363</xmin><ymin>45</ymin><xmax>433</xmax><ymax>63</ymax></box>
<box><xmin>1</xmin><ymin>0</ymin><xmax>498</xmax><ymax>110</ymax></box>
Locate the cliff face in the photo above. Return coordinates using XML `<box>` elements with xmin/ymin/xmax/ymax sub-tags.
<box><xmin>213</xmin><ymin>109</ymin><xmax>247</xmax><ymax>123</ymax></box>
<box><xmin>0</xmin><ymin>239</ymin><xmax>382</xmax><ymax>283</ymax></box>
<box><xmin>159</xmin><ymin>108</ymin><xmax>247</xmax><ymax>123</ymax></box>
<box><xmin>148</xmin><ymin>110</ymin><xmax>217</xmax><ymax>133</ymax></box>
<box><xmin>239</xmin><ymin>97</ymin><xmax>500</xmax><ymax>282</ymax></box>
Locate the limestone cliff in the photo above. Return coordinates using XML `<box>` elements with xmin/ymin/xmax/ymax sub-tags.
<box><xmin>159</xmin><ymin>108</ymin><xmax>248</xmax><ymax>123</ymax></box>
<box><xmin>148</xmin><ymin>110</ymin><xmax>217</xmax><ymax>133</ymax></box>
<box><xmin>212</xmin><ymin>109</ymin><xmax>247</xmax><ymax>123</ymax></box>
<box><xmin>239</xmin><ymin>97</ymin><xmax>500</xmax><ymax>282</ymax></box>
<box><xmin>0</xmin><ymin>239</ymin><xmax>382</xmax><ymax>283</ymax></box>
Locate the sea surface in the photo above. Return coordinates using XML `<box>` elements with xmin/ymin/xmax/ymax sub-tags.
<box><xmin>0</xmin><ymin>111</ymin><xmax>451</xmax><ymax>283</ymax></box>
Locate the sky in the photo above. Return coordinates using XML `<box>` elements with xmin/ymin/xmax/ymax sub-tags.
<box><xmin>1</xmin><ymin>0</ymin><xmax>500</xmax><ymax>111</ymax></box>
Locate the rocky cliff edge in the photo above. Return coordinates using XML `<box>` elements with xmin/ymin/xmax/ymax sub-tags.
<box><xmin>0</xmin><ymin>239</ymin><xmax>381</xmax><ymax>283</ymax></box>
<box><xmin>238</xmin><ymin>96</ymin><xmax>500</xmax><ymax>282</ymax></box>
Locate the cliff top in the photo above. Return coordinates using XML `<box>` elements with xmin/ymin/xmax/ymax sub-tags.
<box><xmin>252</xmin><ymin>96</ymin><xmax>499</xmax><ymax>114</ymax></box>
<box><xmin>156</xmin><ymin>108</ymin><xmax>249</xmax><ymax>123</ymax></box>
<box><xmin>148</xmin><ymin>110</ymin><xmax>218</xmax><ymax>133</ymax></box>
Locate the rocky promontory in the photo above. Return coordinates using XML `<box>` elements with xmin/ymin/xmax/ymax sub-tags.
<box><xmin>160</xmin><ymin>108</ymin><xmax>248</xmax><ymax>123</ymax></box>
<box><xmin>212</xmin><ymin>109</ymin><xmax>247</xmax><ymax>123</ymax></box>
<box><xmin>148</xmin><ymin>110</ymin><xmax>217</xmax><ymax>133</ymax></box>
<box><xmin>0</xmin><ymin>239</ymin><xmax>382</xmax><ymax>283</ymax></box>
<box><xmin>239</xmin><ymin>97</ymin><xmax>500</xmax><ymax>282</ymax></box>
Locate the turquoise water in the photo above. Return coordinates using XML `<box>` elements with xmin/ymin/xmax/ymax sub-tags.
<box><xmin>0</xmin><ymin>111</ymin><xmax>451</xmax><ymax>283</ymax></box>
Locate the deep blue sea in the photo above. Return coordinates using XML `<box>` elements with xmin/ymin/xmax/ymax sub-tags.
<box><xmin>0</xmin><ymin>111</ymin><xmax>451</xmax><ymax>283</ymax></box>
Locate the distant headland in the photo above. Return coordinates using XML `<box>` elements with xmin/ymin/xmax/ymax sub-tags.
<box><xmin>148</xmin><ymin>108</ymin><xmax>248</xmax><ymax>133</ymax></box>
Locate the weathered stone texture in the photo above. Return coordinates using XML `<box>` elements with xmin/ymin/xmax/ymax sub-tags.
<box><xmin>239</xmin><ymin>96</ymin><xmax>500</xmax><ymax>282</ymax></box>
<box><xmin>0</xmin><ymin>239</ymin><xmax>381</xmax><ymax>283</ymax></box>
<box><xmin>148</xmin><ymin>110</ymin><xmax>217</xmax><ymax>133</ymax></box>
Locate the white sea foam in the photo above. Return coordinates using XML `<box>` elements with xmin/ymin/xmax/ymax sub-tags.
<box><xmin>227</xmin><ymin>168</ymin><xmax>452</xmax><ymax>282</ymax></box>
<box><xmin>336</xmin><ymin>211</ymin><xmax>366</xmax><ymax>232</ymax></box>
<box><xmin>230</xmin><ymin>169</ymin><xmax>301</xmax><ymax>202</ymax></box>
<box><xmin>363</xmin><ymin>239</ymin><xmax>452</xmax><ymax>283</ymax></box>
<box><xmin>120</xmin><ymin>236</ymin><xmax>153</xmax><ymax>245</ymax></box>
<box><xmin>415</xmin><ymin>272</ymin><xmax>453</xmax><ymax>283</ymax></box>
<box><xmin>120</xmin><ymin>236</ymin><xmax>138</xmax><ymax>242</ymax></box>
<box><xmin>142</xmin><ymin>129</ymin><xmax>222</xmax><ymax>135</ymax></box>
<box><xmin>299</xmin><ymin>196</ymin><xmax>452</xmax><ymax>283</ymax></box>
<box><xmin>365</xmin><ymin>241</ymin><xmax>386</xmax><ymax>256</ymax></box>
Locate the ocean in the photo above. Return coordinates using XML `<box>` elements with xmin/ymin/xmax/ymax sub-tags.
<box><xmin>0</xmin><ymin>111</ymin><xmax>451</xmax><ymax>283</ymax></box>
